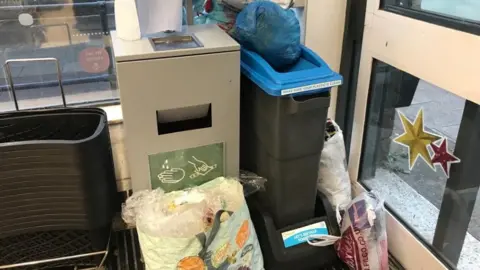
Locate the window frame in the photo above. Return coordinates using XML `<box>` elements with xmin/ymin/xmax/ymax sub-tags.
<box><xmin>382</xmin><ymin>0</ymin><xmax>480</xmax><ymax>36</ymax></box>
<box><xmin>342</xmin><ymin>0</ymin><xmax>480</xmax><ymax>268</ymax></box>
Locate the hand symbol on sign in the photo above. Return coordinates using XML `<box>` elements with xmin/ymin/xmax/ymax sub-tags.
<box><xmin>188</xmin><ymin>156</ymin><xmax>217</xmax><ymax>179</ymax></box>
<box><xmin>157</xmin><ymin>168</ymin><xmax>186</xmax><ymax>184</ymax></box>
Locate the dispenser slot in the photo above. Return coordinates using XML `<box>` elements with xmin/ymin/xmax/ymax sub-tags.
<box><xmin>150</xmin><ymin>34</ymin><xmax>203</xmax><ymax>51</ymax></box>
<box><xmin>156</xmin><ymin>104</ymin><xmax>212</xmax><ymax>135</ymax></box>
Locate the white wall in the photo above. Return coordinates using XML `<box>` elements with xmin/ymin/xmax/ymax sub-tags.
<box><xmin>304</xmin><ymin>0</ymin><xmax>347</xmax><ymax>119</ymax></box>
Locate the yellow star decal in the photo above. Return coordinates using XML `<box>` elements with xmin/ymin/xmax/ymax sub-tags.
<box><xmin>394</xmin><ymin>109</ymin><xmax>441</xmax><ymax>170</ymax></box>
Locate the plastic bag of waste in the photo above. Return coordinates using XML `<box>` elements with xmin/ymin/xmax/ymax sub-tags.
<box><xmin>122</xmin><ymin>177</ymin><xmax>265</xmax><ymax>270</ymax></box>
<box><xmin>317</xmin><ymin>119</ymin><xmax>352</xmax><ymax>211</ymax></box>
<box><xmin>234</xmin><ymin>1</ymin><xmax>301</xmax><ymax>70</ymax></box>
<box><xmin>308</xmin><ymin>192</ymin><xmax>389</xmax><ymax>270</ymax></box>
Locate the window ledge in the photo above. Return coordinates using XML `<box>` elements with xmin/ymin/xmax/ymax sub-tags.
<box><xmin>100</xmin><ymin>104</ymin><xmax>123</xmax><ymax>124</ymax></box>
<box><xmin>100</xmin><ymin>105</ymin><xmax>131</xmax><ymax>192</ymax></box>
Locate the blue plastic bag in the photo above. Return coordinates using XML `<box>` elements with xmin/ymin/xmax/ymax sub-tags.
<box><xmin>234</xmin><ymin>1</ymin><xmax>301</xmax><ymax>70</ymax></box>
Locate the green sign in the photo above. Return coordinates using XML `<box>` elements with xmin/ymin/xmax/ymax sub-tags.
<box><xmin>148</xmin><ymin>143</ymin><xmax>225</xmax><ymax>192</ymax></box>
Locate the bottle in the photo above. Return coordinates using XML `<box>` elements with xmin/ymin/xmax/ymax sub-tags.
<box><xmin>115</xmin><ymin>0</ymin><xmax>141</xmax><ymax>41</ymax></box>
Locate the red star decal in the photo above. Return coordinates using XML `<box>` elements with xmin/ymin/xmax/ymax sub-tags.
<box><xmin>430</xmin><ymin>138</ymin><xmax>460</xmax><ymax>177</ymax></box>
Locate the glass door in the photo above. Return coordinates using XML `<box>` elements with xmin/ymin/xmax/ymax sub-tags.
<box><xmin>340</xmin><ymin>0</ymin><xmax>480</xmax><ymax>268</ymax></box>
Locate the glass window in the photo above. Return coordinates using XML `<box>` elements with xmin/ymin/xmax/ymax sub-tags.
<box><xmin>360</xmin><ymin>60</ymin><xmax>480</xmax><ymax>269</ymax></box>
<box><xmin>0</xmin><ymin>1</ymin><xmax>305</xmax><ymax>112</ymax></box>
<box><xmin>391</xmin><ymin>0</ymin><xmax>480</xmax><ymax>23</ymax></box>
<box><xmin>382</xmin><ymin>0</ymin><xmax>480</xmax><ymax>35</ymax></box>
<box><xmin>0</xmin><ymin>0</ymin><xmax>118</xmax><ymax>112</ymax></box>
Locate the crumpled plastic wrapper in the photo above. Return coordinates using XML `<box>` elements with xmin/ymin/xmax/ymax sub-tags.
<box><xmin>317</xmin><ymin>119</ymin><xmax>352</xmax><ymax>210</ymax></box>
<box><xmin>121</xmin><ymin>176</ymin><xmax>265</xmax><ymax>238</ymax></box>
<box><xmin>239</xmin><ymin>170</ymin><xmax>267</xmax><ymax>197</ymax></box>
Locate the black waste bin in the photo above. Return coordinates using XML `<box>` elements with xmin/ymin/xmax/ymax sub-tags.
<box><xmin>241</xmin><ymin>77</ymin><xmax>331</xmax><ymax>227</ymax></box>
<box><xmin>240</xmin><ymin>45</ymin><xmax>344</xmax><ymax>270</ymax></box>
<box><xmin>240</xmin><ymin>45</ymin><xmax>342</xmax><ymax>228</ymax></box>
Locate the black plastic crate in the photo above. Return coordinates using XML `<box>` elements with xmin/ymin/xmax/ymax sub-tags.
<box><xmin>0</xmin><ymin>108</ymin><xmax>117</xmax><ymax>266</ymax></box>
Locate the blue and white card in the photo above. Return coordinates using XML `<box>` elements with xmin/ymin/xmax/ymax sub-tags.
<box><xmin>281</xmin><ymin>221</ymin><xmax>329</xmax><ymax>248</ymax></box>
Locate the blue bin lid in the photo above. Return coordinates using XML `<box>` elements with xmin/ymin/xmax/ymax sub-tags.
<box><xmin>240</xmin><ymin>45</ymin><xmax>343</xmax><ymax>97</ymax></box>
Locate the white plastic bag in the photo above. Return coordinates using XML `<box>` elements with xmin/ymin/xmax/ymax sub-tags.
<box><xmin>308</xmin><ymin>192</ymin><xmax>389</xmax><ymax>270</ymax></box>
<box><xmin>317</xmin><ymin>119</ymin><xmax>352</xmax><ymax>210</ymax></box>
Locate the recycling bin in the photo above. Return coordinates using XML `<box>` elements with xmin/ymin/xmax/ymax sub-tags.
<box><xmin>240</xmin><ymin>45</ymin><xmax>343</xmax><ymax>228</ymax></box>
<box><xmin>113</xmin><ymin>24</ymin><xmax>241</xmax><ymax>192</ymax></box>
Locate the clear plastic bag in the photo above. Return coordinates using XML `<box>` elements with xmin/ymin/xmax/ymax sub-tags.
<box><xmin>121</xmin><ymin>189</ymin><xmax>163</xmax><ymax>227</ymax></box>
<box><xmin>308</xmin><ymin>192</ymin><xmax>389</xmax><ymax>270</ymax></box>
<box><xmin>234</xmin><ymin>1</ymin><xmax>301</xmax><ymax>70</ymax></box>
<box><xmin>239</xmin><ymin>170</ymin><xmax>267</xmax><ymax>197</ymax></box>
<box><xmin>122</xmin><ymin>188</ymin><xmax>208</xmax><ymax>238</ymax></box>
<box><xmin>317</xmin><ymin>119</ymin><xmax>352</xmax><ymax>210</ymax></box>
<box><xmin>121</xmin><ymin>176</ymin><xmax>266</xmax><ymax>236</ymax></box>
